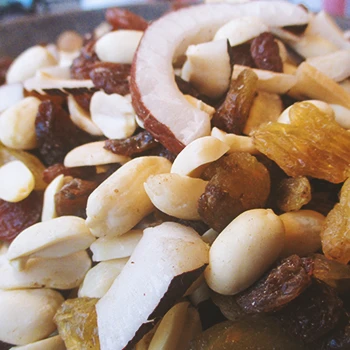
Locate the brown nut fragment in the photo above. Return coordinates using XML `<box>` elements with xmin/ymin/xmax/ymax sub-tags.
<box><xmin>105</xmin><ymin>8</ymin><xmax>148</xmax><ymax>31</ymax></box>
<box><xmin>212</xmin><ymin>69</ymin><xmax>258</xmax><ymax>135</ymax></box>
<box><xmin>250</xmin><ymin>32</ymin><xmax>283</xmax><ymax>73</ymax></box>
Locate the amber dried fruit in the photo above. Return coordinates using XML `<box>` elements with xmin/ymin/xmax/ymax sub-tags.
<box><xmin>198</xmin><ymin>152</ymin><xmax>270</xmax><ymax>232</ymax></box>
<box><xmin>236</xmin><ymin>255</ymin><xmax>313</xmax><ymax>314</ymax></box>
<box><xmin>321</xmin><ymin>178</ymin><xmax>350</xmax><ymax>265</ymax></box>
<box><xmin>0</xmin><ymin>191</ymin><xmax>43</xmax><ymax>242</ymax></box>
<box><xmin>55</xmin><ymin>178</ymin><xmax>98</xmax><ymax>219</ymax></box>
<box><xmin>89</xmin><ymin>62</ymin><xmax>131</xmax><ymax>95</ymax></box>
<box><xmin>73</xmin><ymin>93</ymin><xmax>93</xmax><ymax>113</ymax></box>
<box><xmin>276</xmin><ymin>176</ymin><xmax>312</xmax><ymax>212</ymax></box>
<box><xmin>0</xmin><ymin>57</ymin><xmax>12</xmax><ymax>86</ymax></box>
<box><xmin>35</xmin><ymin>100</ymin><xmax>94</xmax><ymax>166</ymax></box>
<box><xmin>250</xmin><ymin>32</ymin><xmax>283</xmax><ymax>73</ymax></box>
<box><xmin>253</xmin><ymin>102</ymin><xmax>350</xmax><ymax>184</ymax></box>
<box><xmin>55</xmin><ymin>297</ymin><xmax>100</xmax><ymax>350</ymax></box>
<box><xmin>105</xmin><ymin>8</ymin><xmax>148</xmax><ymax>31</ymax></box>
<box><xmin>278</xmin><ymin>279</ymin><xmax>344</xmax><ymax>344</ymax></box>
<box><xmin>212</xmin><ymin>69</ymin><xmax>258</xmax><ymax>135</ymax></box>
<box><xmin>231</xmin><ymin>43</ymin><xmax>256</xmax><ymax>68</ymax></box>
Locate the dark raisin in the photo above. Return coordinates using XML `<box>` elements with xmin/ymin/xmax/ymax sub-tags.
<box><xmin>318</xmin><ymin>318</ymin><xmax>350</xmax><ymax>350</ymax></box>
<box><xmin>105</xmin><ymin>8</ymin><xmax>148</xmax><ymax>31</ymax></box>
<box><xmin>144</xmin><ymin>144</ymin><xmax>176</xmax><ymax>163</ymax></box>
<box><xmin>231</xmin><ymin>43</ymin><xmax>256</xmax><ymax>67</ymax></box>
<box><xmin>73</xmin><ymin>93</ymin><xmax>93</xmax><ymax>113</ymax></box>
<box><xmin>0</xmin><ymin>57</ymin><xmax>13</xmax><ymax>86</ymax></box>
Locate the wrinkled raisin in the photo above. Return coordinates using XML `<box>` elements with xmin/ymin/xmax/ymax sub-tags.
<box><xmin>231</xmin><ymin>43</ymin><xmax>255</xmax><ymax>67</ymax></box>
<box><xmin>144</xmin><ymin>144</ymin><xmax>176</xmax><ymax>163</ymax></box>
<box><xmin>105</xmin><ymin>8</ymin><xmax>148</xmax><ymax>31</ymax></box>
<box><xmin>212</xmin><ymin>69</ymin><xmax>258</xmax><ymax>135</ymax></box>
<box><xmin>0</xmin><ymin>57</ymin><xmax>12</xmax><ymax>86</ymax></box>
<box><xmin>318</xmin><ymin>318</ymin><xmax>350</xmax><ymax>350</ymax></box>
<box><xmin>0</xmin><ymin>192</ymin><xmax>43</xmax><ymax>242</ymax></box>
<box><xmin>236</xmin><ymin>255</ymin><xmax>313</xmax><ymax>314</ymax></box>
<box><xmin>73</xmin><ymin>93</ymin><xmax>93</xmax><ymax>113</ymax></box>
<box><xmin>35</xmin><ymin>100</ymin><xmax>94</xmax><ymax>166</ymax></box>
<box><xmin>250</xmin><ymin>32</ymin><xmax>283</xmax><ymax>73</ymax></box>
<box><xmin>89</xmin><ymin>62</ymin><xmax>130</xmax><ymax>95</ymax></box>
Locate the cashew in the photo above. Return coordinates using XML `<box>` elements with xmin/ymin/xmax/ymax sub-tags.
<box><xmin>0</xmin><ymin>160</ymin><xmax>34</xmax><ymax>203</ymax></box>
<box><xmin>0</xmin><ymin>83</ymin><xmax>24</xmax><ymax>113</ymax></box>
<box><xmin>41</xmin><ymin>175</ymin><xmax>65</xmax><ymax>222</ymax></box>
<box><xmin>10</xmin><ymin>335</ymin><xmax>65</xmax><ymax>350</ymax></box>
<box><xmin>0</xmin><ymin>97</ymin><xmax>41</xmax><ymax>150</ymax></box>
<box><xmin>0</xmin><ymin>288</ymin><xmax>64</xmax><ymax>345</ymax></box>
<box><xmin>78</xmin><ymin>258</ymin><xmax>128</xmax><ymax>298</ymax></box>
<box><xmin>86</xmin><ymin>156</ymin><xmax>172</xmax><ymax>237</ymax></box>
<box><xmin>95</xmin><ymin>30</ymin><xmax>143</xmax><ymax>64</ymax></box>
<box><xmin>205</xmin><ymin>209</ymin><xmax>285</xmax><ymax>295</ymax></box>
<box><xmin>144</xmin><ymin>173</ymin><xmax>207</xmax><ymax>220</ymax></box>
<box><xmin>90</xmin><ymin>229</ymin><xmax>143</xmax><ymax>261</ymax></box>
<box><xmin>280</xmin><ymin>210</ymin><xmax>324</xmax><ymax>258</ymax></box>
<box><xmin>6</xmin><ymin>46</ymin><xmax>57</xmax><ymax>84</ymax></box>
<box><xmin>171</xmin><ymin>136</ymin><xmax>229</xmax><ymax>177</ymax></box>
<box><xmin>64</xmin><ymin>141</ymin><xmax>130</xmax><ymax>167</ymax></box>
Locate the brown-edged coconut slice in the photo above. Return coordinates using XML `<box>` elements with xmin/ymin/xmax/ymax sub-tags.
<box><xmin>130</xmin><ymin>1</ymin><xmax>309</xmax><ymax>154</ymax></box>
<box><xmin>96</xmin><ymin>221</ymin><xmax>209</xmax><ymax>350</ymax></box>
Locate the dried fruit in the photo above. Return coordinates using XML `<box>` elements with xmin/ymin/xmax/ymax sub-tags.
<box><xmin>198</xmin><ymin>152</ymin><xmax>270</xmax><ymax>232</ymax></box>
<box><xmin>211</xmin><ymin>291</ymin><xmax>246</xmax><ymax>322</ymax></box>
<box><xmin>55</xmin><ymin>297</ymin><xmax>100</xmax><ymax>350</ymax></box>
<box><xmin>0</xmin><ymin>191</ymin><xmax>42</xmax><ymax>242</ymax></box>
<box><xmin>318</xmin><ymin>319</ymin><xmax>350</xmax><ymax>350</ymax></box>
<box><xmin>0</xmin><ymin>57</ymin><xmax>12</xmax><ymax>86</ymax></box>
<box><xmin>230</xmin><ymin>43</ymin><xmax>255</xmax><ymax>67</ymax></box>
<box><xmin>105</xmin><ymin>8</ymin><xmax>148</xmax><ymax>31</ymax></box>
<box><xmin>73</xmin><ymin>93</ymin><xmax>93</xmax><ymax>113</ymax></box>
<box><xmin>253</xmin><ymin>102</ymin><xmax>350</xmax><ymax>184</ymax></box>
<box><xmin>250</xmin><ymin>32</ymin><xmax>283</xmax><ymax>73</ymax></box>
<box><xmin>321</xmin><ymin>178</ymin><xmax>350</xmax><ymax>264</ymax></box>
<box><xmin>276</xmin><ymin>176</ymin><xmax>312</xmax><ymax>212</ymax></box>
<box><xmin>236</xmin><ymin>255</ymin><xmax>313</xmax><ymax>314</ymax></box>
<box><xmin>212</xmin><ymin>69</ymin><xmax>258</xmax><ymax>135</ymax></box>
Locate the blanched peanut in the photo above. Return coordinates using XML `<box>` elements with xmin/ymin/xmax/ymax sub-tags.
<box><xmin>41</xmin><ymin>174</ymin><xmax>65</xmax><ymax>221</ymax></box>
<box><xmin>0</xmin><ymin>160</ymin><xmax>34</xmax><ymax>203</ymax></box>
<box><xmin>7</xmin><ymin>216</ymin><xmax>96</xmax><ymax>267</ymax></box>
<box><xmin>205</xmin><ymin>209</ymin><xmax>285</xmax><ymax>295</ymax></box>
<box><xmin>171</xmin><ymin>136</ymin><xmax>229</xmax><ymax>177</ymax></box>
<box><xmin>144</xmin><ymin>173</ymin><xmax>207</xmax><ymax>220</ymax></box>
<box><xmin>90</xmin><ymin>229</ymin><xmax>143</xmax><ymax>261</ymax></box>
<box><xmin>78</xmin><ymin>258</ymin><xmax>128</xmax><ymax>298</ymax></box>
<box><xmin>86</xmin><ymin>156</ymin><xmax>172</xmax><ymax>237</ymax></box>
<box><xmin>10</xmin><ymin>335</ymin><xmax>65</xmax><ymax>350</ymax></box>
<box><xmin>0</xmin><ymin>97</ymin><xmax>41</xmax><ymax>150</ymax></box>
<box><xmin>0</xmin><ymin>251</ymin><xmax>91</xmax><ymax>290</ymax></box>
<box><xmin>0</xmin><ymin>288</ymin><xmax>64</xmax><ymax>345</ymax></box>
<box><xmin>280</xmin><ymin>210</ymin><xmax>324</xmax><ymax>258</ymax></box>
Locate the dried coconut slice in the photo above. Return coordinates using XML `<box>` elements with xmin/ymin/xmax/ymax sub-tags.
<box><xmin>131</xmin><ymin>1</ymin><xmax>308</xmax><ymax>154</ymax></box>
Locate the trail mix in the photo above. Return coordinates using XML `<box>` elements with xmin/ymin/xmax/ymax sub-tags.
<box><xmin>0</xmin><ymin>1</ymin><xmax>350</xmax><ymax>349</ymax></box>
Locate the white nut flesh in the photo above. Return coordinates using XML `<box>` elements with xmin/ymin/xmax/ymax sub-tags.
<box><xmin>95</xmin><ymin>30</ymin><xmax>143</xmax><ymax>64</ymax></box>
<box><xmin>90</xmin><ymin>91</ymin><xmax>137</xmax><ymax>139</ymax></box>
<box><xmin>36</xmin><ymin>65</ymin><xmax>71</xmax><ymax>80</ymax></box>
<box><xmin>41</xmin><ymin>174</ymin><xmax>65</xmax><ymax>221</ymax></box>
<box><xmin>0</xmin><ymin>96</ymin><xmax>41</xmax><ymax>150</ymax></box>
<box><xmin>144</xmin><ymin>173</ymin><xmax>208</xmax><ymax>220</ymax></box>
<box><xmin>184</xmin><ymin>95</ymin><xmax>216</xmax><ymax>118</ymax></box>
<box><xmin>90</xmin><ymin>229</ymin><xmax>143</xmax><ymax>261</ymax></box>
<box><xmin>0</xmin><ymin>160</ymin><xmax>35</xmax><ymax>203</ymax></box>
<box><xmin>86</xmin><ymin>156</ymin><xmax>172</xmax><ymax>237</ymax></box>
<box><xmin>10</xmin><ymin>335</ymin><xmax>65</xmax><ymax>350</ymax></box>
<box><xmin>0</xmin><ymin>288</ymin><xmax>64</xmax><ymax>345</ymax></box>
<box><xmin>0</xmin><ymin>83</ymin><xmax>24</xmax><ymax>113</ymax></box>
<box><xmin>205</xmin><ymin>209</ymin><xmax>285</xmax><ymax>295</ymax></box>
<box><xmin>57</xmin><ymin>30</ymin><xmax>83</xmax><ymax>53</ymax></box>
<box><xmin>331</xmin><ymin>104</ymin><xmax>350</xmax><ymax>129</ymax></box>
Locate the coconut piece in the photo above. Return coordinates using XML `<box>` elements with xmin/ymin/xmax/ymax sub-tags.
<box><xmin>181</xmin><ymin>39</ymin><xmax>232</xmax><ymax>99</ymax></box>
<box><xmin>41</xmin><ymin>174</ymin><xmax>65</xmax><ymax>221</ymax></box>
<box><xmin>9</xmin><ymin>335</ymin><xmax>65</xmax><ymax>350</ymax></box>
<box><xmin>90</xmin><ymin>230</ymin><xmax>143</xmax><ymax>261</ymax></box>
<box><xmin>130</xmin><ymin>1</ymin><xmax>308</xmax><ymax>154</ymax></box>
<box><xmin>0</xmin><ymin>83</ymin><xmax>24</xmax><ymax>113</ymax></box>
<box><xmin>96</xmin><ymin>222</ymin><xmax>209</xmax><ymax>350</ymax></box>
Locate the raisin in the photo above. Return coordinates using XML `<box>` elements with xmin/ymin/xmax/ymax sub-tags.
<box><xmin>42</xmin><ymin>163</ymin><xmax>96</xmax><ymax>184</ymax></box>
<box><xmin>250</xmin><ymin>32</ymin><xmax>283</xmax><ymax>73</ymax></box>
<box><xmin>105</xmin><ymin>8</ymin><xmax>148</xmax><ymax>31</ymax></box>
<box><xmin>24</xmin><ymin>89</ymin><xmax>66</xmax><ymax>106</ymax></box>
<box><xmin>55</xmin><ymin>178</ymin><xmax>98</xmax><ymax>219</ymax></box>
<box><xmin>231</xmin><ymin>43</ymin><xmax>256</xmax><ymax>67</ymax></box>
<box><xmin>253</xmin><ymin>102</ymin><xmax>350</xmax><ymax>184</ymax></box>
<box><xmin>212</xmin><ymin>69</ymin><xmax>258</xmax><ymax>135</ymax></box>
<box><xmin>0</xmin><ymin>57</ymin><xmax>12</xmax><ymax>86</ymax></box>
<box><xmin>278</xmin><ymin>279</ymin><xmax>344</xmax><ymax>344</ymax></box>
<box><xmin>35</xmin><ymin>100</ymin><xmax>94</xmax><ymax>166</ymax></box>
<box><xmin>89</xmin><ymin>62</ymin><xmax>131</xmax><ymax>95</ymax></box>
<box><xmin>144</xmin><ymin>144</ymin><xmax>176</xmax><ymax>163</ymax></box>
<box><xmin>73</xmin><ymin>93</ymin><xmax>93</xmax><ymax>113</ymax></box>
<box><xmin>236</xmin><ymin>255</ymin><xmax>313</xmax><ymax>314</ymax></box>
<box><xmin>211</xmin><ymin>291</ymin><xmax>246</xmax><ymax>322</ymax></box>
<box><xmin>198</xmin><ymin>152</ymin><xmax>270</xmax><ymax>232</ymax></box>
<box><xmin>0</xmin><ymin>191</ymin><xmax>43</xmax><ymax>242</ymax></box>
<box><xmin>318</xmin><ymin>318</ymin><xmax>350</xmax><ymax>350</ymax></box>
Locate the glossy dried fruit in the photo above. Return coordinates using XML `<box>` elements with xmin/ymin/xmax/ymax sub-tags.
<box><xmin>73</xmin><ymin>93</ymin><xmax>93</xmax><ymax>113</ymax></box>
<box><xmin>321</xmin><ymin>178</ymin><xmax>350</xmax><ymax>265</ymax></box>
<box><xmin>0</xmin><ymin>57</ymin><xmax>12</xmax><ymax>86</ymax></box>
<box><xmin>55</xmin><ymin>178</ymin><xmax>98</xmax><ymax>218</ymax></box>
<box><xmin>198</xmin><ymin>152</ymin><xmax>270</xmax><ymax>232</ymax></box>
<box><xmin>276</xmin><ymin>176</ymin><xmax>312</xmax><ymax>212</ymax></box>
<box><xmin>89</xmin><ymin>62</ymin><xmax>131</xmax><ymax>95</ymax></box>
<box><xmin>0</xmin><ymin>191</ymin><xmax>42</xmax><ymax>242</ymax></box>
<box><xmin>55</xmin><ymin>297</ymin><xmax>100</xmax><ymax>350</ymax></box>
<box><xmin>236</xmin><ymin>255</ymin><xmax>313</xmax><ymax>314</ymax></box>
<box><xmin>212</xmin><ymin>69</ymin><xmax>258</xmax><ymax>135</ymax></box>
<box><xmin>105</xmin><ymin>8</ymin><xmax>148</xmax><ymax>31</ymax></box>
<box><xmin>253</xmin><ymin>102</ymin><xmax>350</xmax><ymax>184</ymax></box>
<box><xmin>250</xmin><ymin>32</ymin><xmax>283</xmax><ymax>73</ymax></box>
<box><xmin>35</xmin><ymin>100</ymin><xmax>94</xmax><ymax>166</ymax></box>
<box><xmin>231</xmin><ymin>43</ymin><xmax>255</xmax><ymax>67</ymax></box>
